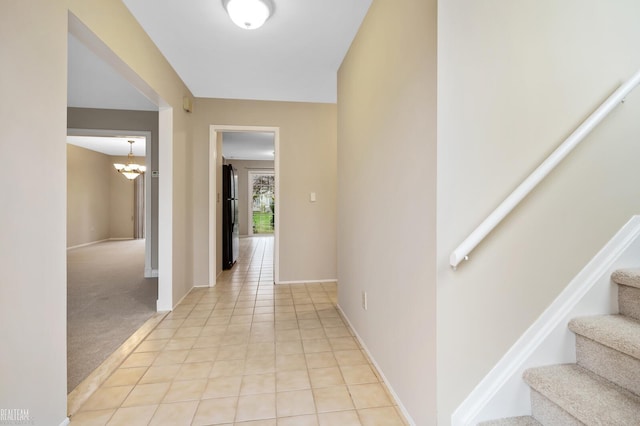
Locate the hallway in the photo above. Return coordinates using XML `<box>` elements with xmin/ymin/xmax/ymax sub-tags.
<box><xmin>70</xmin><ymin>236</ymin><xmax>406</xmax><ymax>425</ymax></box>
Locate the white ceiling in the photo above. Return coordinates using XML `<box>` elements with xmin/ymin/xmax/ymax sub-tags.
<box><xmin>223</xmin><ymin>132</ymin><xmax>274</xmax><ymax>161</ymax></box>
<box><xmin>67</xmin><ymin>33</ymin><xmax>158</xmax><ymax>111</ymax></box>
<box><xmin>121</xmin><ymin>0</ymin><xmax>373</xmax><ymax>103</ymax></box>
<box><xmin>67</xmin><ymin>136</ymin><xmax>147</xmax><ymax>157</ymax></box>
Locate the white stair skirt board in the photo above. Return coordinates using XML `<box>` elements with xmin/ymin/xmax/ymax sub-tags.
<box><xmin>452</xmin><ymin>215</ymin><xmax>640</xmax><ymax>425</ymax></box>
<box><xmin>337</xmin><ymin>304</ymin><xmax>417</xmax><ymax>426</ymax></box>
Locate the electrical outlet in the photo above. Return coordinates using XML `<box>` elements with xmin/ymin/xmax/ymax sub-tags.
<box><xmin>362</xmin><ymin>291</ymin><xmax>368</xmax><ymax>310</ymax></box>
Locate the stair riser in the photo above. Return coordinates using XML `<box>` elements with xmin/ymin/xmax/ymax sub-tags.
<box><xmin>576</xmin><ymin>335</ymin><xmax>640</xmax><ymax>396</ymax></box>
<box><xmin>618</xmin><ymin>284</ymin><xmax>640</xmax><ymax>322</ymax></box>
<box><xmin>530</xmin><ymin>390</ymin><xmax>581</xmax><ymax>426</ymax></box>
<box><xmin>611</xmin><ymin>270</ymin><xmax>640</xmax><ymax>289</ymax></box>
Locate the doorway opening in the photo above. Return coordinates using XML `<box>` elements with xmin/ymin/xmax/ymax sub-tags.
<box><xmin>68</xmin><ymin>12</ymin><xmax>173</xmax><ymax>310</ymax></box>
<box><xmin>67</xmin><ymin>12</ymin><xmax>174</xmax><ymax>412</ymax></box>
<box><xmin>66</xmin><ymin>113</ymin><xmax>157</xmax><ymax>394</ymax></box>
<box><xmin>66</xmin><ymin>130</ymin><xmax>154</xmax><ymax>274</ymax></box>
<box><xmin>209</xmin><ymin>126</ymin><xmax>281</xmax><ymax>286</ymax></box>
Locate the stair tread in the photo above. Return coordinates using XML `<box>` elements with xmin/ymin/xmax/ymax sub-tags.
<box><xmin>479</xmin><ymin>416</ymin><xmax>541</xmax><ymax>425</ymax></box>
<box><xmin>569</xmin><ymin>315</ymin><xmax>640</xmax><ymax>360</ymax></box>
<box><xmin>612</xmin><ymin>268</ymin><xmax>640</xmax><ymax>289</ymax></box>
<box><xmin>524</xmin><ymin>364</ymin><xmax>640</xmax><ymax>425</ymax></box>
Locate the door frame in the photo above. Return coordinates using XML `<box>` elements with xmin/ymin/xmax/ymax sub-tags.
<box><xmin>67</xmin><ymin>128</ymin><xmax>154</xmax><ymax>277</ymax></box>
<box><xmin>247</xmin><ymin>170</ymin><xmax>276</xmax><ymax>236</ymax></box>
<box><xmin>209</xmin><ymin>125</ymin><xmax>280</xmax><ymax>286</ymax></box>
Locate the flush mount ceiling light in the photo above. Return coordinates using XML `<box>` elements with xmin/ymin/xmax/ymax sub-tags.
<box><xmin>223</xmin><ymin>0</ymin><xmax>274</xmax><ymax>30</ymax></box>
<box><xmin>113</xmin><ymin>140</ymin><xmax>146</xmax><ymax>180</ymax></box>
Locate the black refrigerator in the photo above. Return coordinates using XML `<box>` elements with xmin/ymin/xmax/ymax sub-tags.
<box><xmin>222</xmin><ymin>164</ymin><xmax>239</xmax><ymax>269</ymax></box>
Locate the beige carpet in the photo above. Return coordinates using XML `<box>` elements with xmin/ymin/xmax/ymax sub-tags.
<box><xmin>67</xmin><ymin>239</ymin><xmax>157</xmax><ymax>393</ymax></box>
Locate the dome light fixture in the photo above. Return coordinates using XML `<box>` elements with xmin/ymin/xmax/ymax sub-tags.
<box><xmin>223</xmin><ymin>0</ymin><xmax>274</xmax><ymax>30</ymax></box>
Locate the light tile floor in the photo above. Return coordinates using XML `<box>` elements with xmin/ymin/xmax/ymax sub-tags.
<box><xmin>70</xmin><ymin>236</ymin><xmax>408</xmax><ymax>426</ymax></box>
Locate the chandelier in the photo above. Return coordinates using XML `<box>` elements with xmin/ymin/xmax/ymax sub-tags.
<box><xmin>113</xmin><ymin>140</ymin><xmax>146</xmax><ymax>180</ymax></box>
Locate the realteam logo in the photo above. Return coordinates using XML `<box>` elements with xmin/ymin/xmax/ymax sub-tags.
<box><xmin>0</xmin><ymin>409</ymin><xmax>33</xmax><ymax>425</ymax></box>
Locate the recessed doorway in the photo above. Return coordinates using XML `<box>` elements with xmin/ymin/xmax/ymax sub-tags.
<box><xmin>209</xmin><ymin>125</ymin><xmax>281</xmax><ymax>286</ymax></box>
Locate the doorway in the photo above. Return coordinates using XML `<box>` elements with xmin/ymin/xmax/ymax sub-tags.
<box><xmin>66</xmin><ymin>13</ymin><xmax>175</xmax><ymax>409</ymax></box>
<box><xmin>68</xmin><ymin>12</ymin><xmax>173</xmax><ymax>311</ymax></box>
<box><xmin>66</xmin><ymin>130</ymin><xmax>156</xmax><ymax>394</ymax></box>
<box><xmin>209</xmin><ymin>125</ymin><xmax>281</xmax><ymax>286</ymax></box>
<box><xmin>66</xmin><ymin>129</ymin><xmax>153</xmax><ymax>275</ymax></box>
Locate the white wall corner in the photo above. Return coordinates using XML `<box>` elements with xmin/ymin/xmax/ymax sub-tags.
<box><xmin>59</xmin><ymin>417</ymin><xmax>70</xmax><ymax>426</ymax></box>
<box><xmin>452</xmin><ymin>215</ymin><xmax>640</xmax><ymax>425</ymax></box>
<box><xmin>336</xmin><ymin>304</ymin><xmax>417</xmax><ymax>426</ymax></box>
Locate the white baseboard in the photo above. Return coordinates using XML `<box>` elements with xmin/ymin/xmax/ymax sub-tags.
<box><xmin>59</xmin><ymin>417</ymin><xmax>70</xmax><ymax>426</ymax></box>
<box><xmin>145</xmin><ymin>268</ymin><xmax>159</xmax><ymax>278</ymax></box>
<box><xmin>452</xmin><ymin>215</ymin><xmax>640</xmax><ymax>425</ymax></box>
<box><xmin>66</xmin><ymin>239</ymin><xmax>109</xmax><ymax>250</ymax></box>
<box><xmin>336</xmin><ymin>304</ymin><xmax>416</xmax><ymax>426</ymax></box>
<box><xmin>171</xmin><ymin>292</ymin><xmax>189</xmax><ymax>311</ymax></box>
<box><xmin>276</xmin><ymin>278</ymin><xmax>337</xmax><ymax>285</ymax></box>
<box><xmin>67</xmin><ymin>238</ymin><xmax>137</xmax><ymax>250</ymax></box>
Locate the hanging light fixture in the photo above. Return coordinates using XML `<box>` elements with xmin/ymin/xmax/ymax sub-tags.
<box><xmin>113</xmin><ymin>140</ymin><xmax>146</xmax><ymax>180</ymax></box>
<box><xmin>223</xmin><ymin>0</ymin><xmax>274</xmax><ymax>30</ymax></box>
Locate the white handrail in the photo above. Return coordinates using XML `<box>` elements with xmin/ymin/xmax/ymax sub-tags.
<box><xmin>450</xmin><ymin>69</ymin><xmax>640</xmax><ymax>269</ymax></box>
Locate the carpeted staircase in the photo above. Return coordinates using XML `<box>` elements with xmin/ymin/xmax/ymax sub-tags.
<box><xmin>481</xmin><ymin>269</ymin><xmax>640</xmax><ymax>425</ymax></box>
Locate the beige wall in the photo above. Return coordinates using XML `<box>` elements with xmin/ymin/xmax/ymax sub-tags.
<box><xmin>0</xmin><ymin>0</ymin><xmax>68</xmax><ymax>423</ymax></box>
<box><xmin>337</xmin><ymin>0</ymin><xmax>438</xmax><ymax>424</ymax></box>
<box><xmin>67</xmin><ymin>107</ymin><xmax>159</xmax><ymax>267</ymax></box>
<box><xmin>192</xmin><ymin>99</ymin><xmax>337</xmax><ymax>284</ymax></box>
<box><xmin>223</xmin><ymin>159</ymin><xmax>275</xmax><ymax>236</ymax></box>
<box><xmin>67</xmin><ymin>147</ymin><xmax>138</xmax><ymax>247</ymax></box>
<box><xmin>67</xmin><ymin>144</ymin><xmax>111</xmax><ymax>246</ymax></box>
<box><xmin>437</xmin><ymin>0</ymin><xmax>640</xmax><ymax>422</ymax></box>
